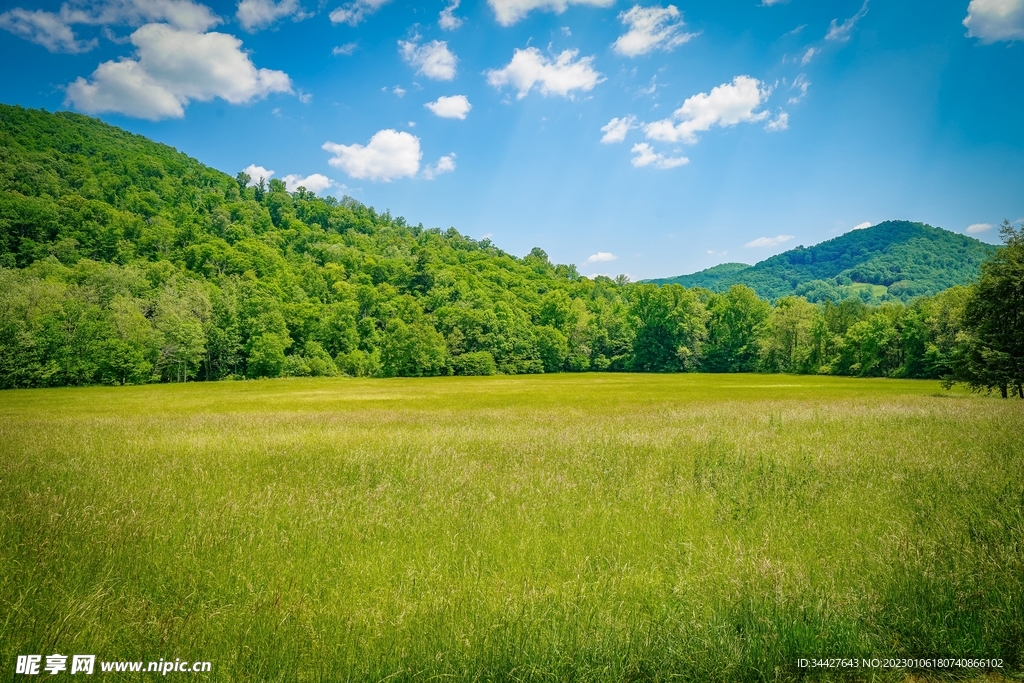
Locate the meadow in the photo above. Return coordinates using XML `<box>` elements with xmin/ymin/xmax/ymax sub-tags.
<box><xmin>1</xmin><ymin>374</ymin><xmax>1022</xmax><ymax>682</ymax></box>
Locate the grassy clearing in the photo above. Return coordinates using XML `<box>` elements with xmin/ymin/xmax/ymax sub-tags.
<box><xmin>1</xmin><ymin>374</ymin><xmax>1022</xmax><ymax>682</ymax></box>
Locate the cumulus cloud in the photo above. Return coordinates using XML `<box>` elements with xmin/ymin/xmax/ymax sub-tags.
<box><xmin>1</xmin><ymin>0</ymin><xmax>221</xmax><ymax>52</ymax></box>
<box><xmin>487</xmin><ymin>0</ymin><xmax>613</xmax><ymax>26</ymax></box>
<box><xmin>322</xmin><ymin>129</ymin><xmax>421</xmax><ymax>182</ymax></box>
<box><xmin>612</xmin><ymin>5</ymin><xmax>697</xmax><ymax>57</ymax></box>
<box><xmin>242</xmin><ymin>164</ymin><xmax>274</xmax><ymax>182</ymax></box>
<box><xmin>399</xmin><ymin>38</ymin><xmax>457</xmax><ymax>80</ymax></box>
<box><xmin>423</xmin><ymin>153</ymin><xmax>456</xmax><ymax>179</ymax></box>
<box><xmin>966</xmin><ymin>222</ymin><xmax>993</xmax><ymax>234</ymax></box>
<box><xmin>329</xmin><ymin>0</ymin><xmax>390</xmax><ymax>25</ymax></box>
<box><xmin>586</xmin><ymin>251</ymin><xmax>617</xmax><ymax>263</ymax></box>
<box><xmin>332</xmin><ymin>42</ymin><xmax>357</xmax><ymax>55</ymax></box>
<box><xmin>745</xmin><ymin>235</ymin><xmax>794</xmax><ymax>248</ymax></box>
<box><xmin>963</xmin><ymin>0</ymin><xmax>1024</xmax><ymax>42</ymax></box>
<box><xmin>630</xmin><ymin>143</ymin><xmax>688</xmax><ymax>169</ymax></box>
<box><xmin>486</xmin><ymin>47</ymin><xmax>603</xmax><ymax>99</ymax></box>
<box><xmin>425</xmin><ymin>95</ymin><xmax>471</xmax><ymax>119</ymax></box>
<box><xmin>439</xmin><ymin>0</ymin><xmax>462</xmax><ymax>29</ymax></box>
<box><xmin>826</xmin><ymin>0</ymin><xmax>868</xmax><ymax>42</ymax></box>
<box><xmin>600</xmin><ymin>115</ymin><xmax>636</xmax><ymax>143</ymax></box>
<box><xmin>853</xmin><ymin>221</ymin><xmax>872</xmax><ymax>230</ymax></box>
<box><xmin>282</xmin><ymin>173</ymin><xmax>333</xmax><ymax>194</ymax></box>
<box><xmin>0</xmin><ymin>9</ymin><xmax>97</xmax><ymax>53</ymax></box>
<box><xmin>236</xmin><ymin>0</ymin><xmax>308</xmax><ymax>31</ymax></box>
<box><xmin>65</xmin><ymin>23</ymin><xmax>292</xmax><ymax>120</ymax></box>
<box><xmin>765</xmin><ymin>110</ymin><xmax>788</xmax><ymax>132</ymax></box>
<box><xmin>644</xmin><ymin>75</ymin><xmax>769</xmax><ymax>144</ymax></box>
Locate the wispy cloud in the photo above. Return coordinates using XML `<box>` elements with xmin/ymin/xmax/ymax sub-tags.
<box><xmin>745</xmin><ymin>234</ymin><xmax>794</xmax><ymax>248</ymax></box>
<box><xmin>826</xmin><ymin>0</ymin><xmax>868</xmax><ymax>42</ymax></box>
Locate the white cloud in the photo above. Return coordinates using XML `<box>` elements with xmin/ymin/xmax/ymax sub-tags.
<box><xmin>439</xmin><ymin>0</ymin><xmax>462</xmax><ymax>29</ymax></box>
<box><xmin>765</xmin><ymin>110</ymin><xmax>788</xmax><ymax>131</ymax></box>
<box><xmin>329</xmin><ymin>0</ymin><xmax>389</xmax><ymax>25</ymax></box>
<box><xmin>644</xmin><ymin>75</ymin><xmax>769</xmax><ymax>144</ymax></box>
<box><xmin>423</xmin><ymin>153</ymin><xmax>456</xmax><ymax>179</ymax></box>
<box><xmin>425</xmin><ymin>95</ymin><xmax>471</xmax><ymax>119</ymax></box>
<box><xmin>399</xmin><ymin>38</ymin><xmax>457</xmax><ymax>80</ymax></box>
<box><xmin>323</xmin><ymin>129</ymin><xmax>421</xmax><ymax>182</ymax></box>
<box><xmin>966</xmin><ymin>222</ymin><xmax>993</xmax><ymax>234</ymax></box>
<box><xmin>762</xmin><ymin>0</ymin><xmax>786</xmax><ymax>5</ymax></box>
<box><xmin>486</xmin><ymin>47</ymin><xmax>603</xmax><ymax>99</ymax></box>
<box><xmin>586</xmin><ymin>251</ymin><xmax>617</xmax><ymax>263</ymax></box>
<box><xmin>826</xmin><ymin>0</ymin><xmax>868</xmax><ymax>42</ymax></box>
<box><xmin>282</xmin><ymin>173</ymin><xmax>333</xmax><ymax>194</ymax></box>
<box><xmin>63</xmin><ymin>0</ymin><xmax>221</xmax><ymax>32</ymax></box>
<box><xmin>963</xmin><ymin>0</ymin><xmax>1024</xmax><ymax>42</ymax></box>
<box><xmin>297</xmin><ymin>89</ymin><xmax>312</xmax><ymax>103</ymax></box>
<box><xmin>800</xmin><ymin>46</ymin><xmax>818</xmax><ymax>65</ymax></box>
<box><xmin>600</xmin><ymin>115</ymin><xmax>636</xmax><ymax>143</ymax></box>
<box><xmin>65</xmin><ymin>23</ymin><xmax>292</xmax><ymax>120</ymax></box>
<box><xmin>487</xmin><ymin>0</ymin><xmax>613</xmax><ymax>26</ymax></box>
<box><xmin>745</xmin><ymin>235</ymin><xmax>794</xmax><ymax>248</ymax></box>
<box><xmin>612</xmin><ymin>5</ymin><xmax>697</xmax><ymax>57</ymax></box>
<box><xmin>853</xmin><ymin>221</ymin><xmax>872</xmax><ymax>230</ymax></box>
<box><xmin>392</xmin><ymin>85</ymin><xmax>406</xmax><ymax>97</ymax></box>
<box><xmin>242</xmin><ymin>164</ymin><xmax>274</xmax><ymax>182</ymax></box>
<box><xmin>630</xmin><ymin>143</ymin><xmax>688</xmax><ymax>169</ymax></box>
<box><xmin>788</xmin><ymin>73</ymin><xmax>810</xmax><ymax>104</ymax></box>
<box><xmin>236</xmin><ymin>0</ymin><xmax>307</xmax><ymax>31</ymax></box>
<box><xmin>1</xmin><ymin>0</ymin><xmax>221</xmax><ymax>52</ymax></box>
<box><xmin>332</xmin><ymin>42</ymin><xmax>357</xmax><ymax>55</ymax></box>
<box><xmin>0</xmin><ymin>9</ymin><xmax>96</xmax><ymax>53</ymax></box>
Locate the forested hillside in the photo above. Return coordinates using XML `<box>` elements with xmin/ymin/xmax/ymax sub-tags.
<box><xmin>651</xmin><ymin>221</ymin><xmax>996</xmax><ymax>301</ymax></box>
<box><xmin>0</xmin><ymin>105</ymin><xmax>1005</xmax><ymax>388</ymax></box>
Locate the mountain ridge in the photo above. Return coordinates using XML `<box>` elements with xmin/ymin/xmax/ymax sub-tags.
<box><xmin>647</xmin><ymin>221</ymin><xmax>996</xmax><ymax>302</ymax></box>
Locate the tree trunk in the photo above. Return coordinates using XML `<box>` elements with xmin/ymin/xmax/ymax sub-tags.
<box><xmin>1001</xmin><ymin>384</ymin><xmax>1008</xmax><ymax>399</ymax></box>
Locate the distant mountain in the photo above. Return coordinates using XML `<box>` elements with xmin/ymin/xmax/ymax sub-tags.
<box><xmin>648</xmin><ymin>221</ymin><xmax>997</xmax><ymax>302</ymax></box>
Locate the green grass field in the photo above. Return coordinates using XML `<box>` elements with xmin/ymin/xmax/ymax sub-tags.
<box><xmin>1</xmin><ymin>374</ymin><xmax>1022</xmax><ymax>681</ymax></box>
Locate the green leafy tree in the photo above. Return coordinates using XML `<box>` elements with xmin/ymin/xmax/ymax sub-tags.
<box><xmin>761</xmin><ymin>296</ymin><xmax>818</xmax><ymax>373</ymax></box>
<box><xmin>703</xmin><ymin>285</ymin><xmax>769</xmax><ymax>372</ymax></box>
<box><xmin>949</xmin><ymin>221</ymin><xmax>1024</xmax><ymax>397</ymax></box>
<box><xmin>247</xmin><ymin>333</ymin><xmax>289</xmax><ymax>378</ymax></box>
<box><xmin>628</xmin><ymin>284</ymin><xmax>707</xmax><ymax>372</ymax></box>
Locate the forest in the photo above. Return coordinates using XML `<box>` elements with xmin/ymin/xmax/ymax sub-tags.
<box><xmin>0</xmin><ymin>104</ymin><xmax>1021</xmax><ymax>393</ymax></box>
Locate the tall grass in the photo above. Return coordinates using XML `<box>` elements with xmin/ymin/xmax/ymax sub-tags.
<box><xmin>1</xmin><ymin>374</ymin><xmax>1021</xmax><ymax>681</ymax></box>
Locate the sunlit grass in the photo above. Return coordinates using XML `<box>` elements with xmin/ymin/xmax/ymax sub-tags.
<box><xmin>1</xmin><ymin>374</ymin><xmax>1022</xmax><ymax>681</ymax></box>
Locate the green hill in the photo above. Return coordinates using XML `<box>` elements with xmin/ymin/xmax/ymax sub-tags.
<box><xmin>0</xmin><ymin>104</ymin><xmax>637</xmax><ymax>385</ymax></box>
<box><xmin>649</xmin><ymin>221</ymin><xmax>997</xmax><ymax>302</ymax></box>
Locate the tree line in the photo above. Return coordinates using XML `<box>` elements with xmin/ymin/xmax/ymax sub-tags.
<box><xmin>0</xmin><ymin>105</ymin><xmax>1020</xmax><ymax>395</ymax></box>
<box><xmin>1</xmin><ymin>220</ymin><xmax>1020</xmax><ymax>395</ymax></box>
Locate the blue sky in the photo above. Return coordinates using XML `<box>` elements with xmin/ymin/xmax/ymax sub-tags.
<box><xmin>2</xmin><ymin>0</ymin><xmax>1023</xmax><ymax>279</ymax></box>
